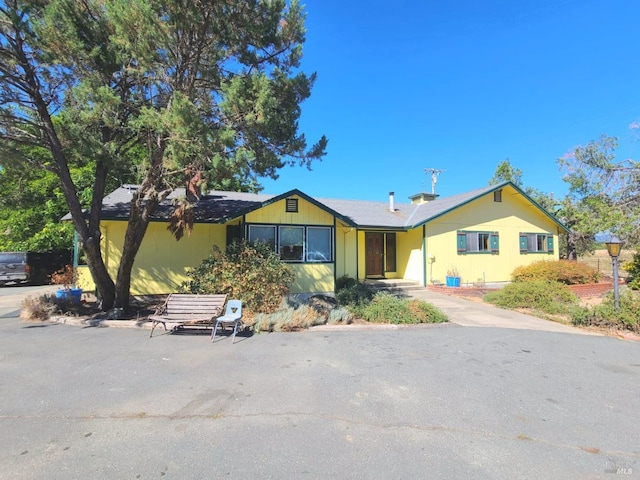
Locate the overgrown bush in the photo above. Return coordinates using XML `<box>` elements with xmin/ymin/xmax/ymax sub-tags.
<box><xmin>20</xmin><ymin>295</ymin><xmax>58</xmax><ymax>322</ymax></box>
<box><xmin>180</xmin><ymin>240</ymin><xmax>295</xmax><ymax>314</ymax></box>
<box><xmin>345</xmin><ymin>291</ymin><xmax>448</xmax><ymax>324</ymax></box>
<box><xmin>251</xmin><ymin>297</ymin><xmax>353</xmax><ymax>332</ymax></box>
<box><xmin>571</xmin><ymin>290</ymin><xmax>640</xmax><ymax>333</ymax></box>
<box><xmin>336</xmin><ymin>274</ymin><xmax>357</xmax><ymax>291</ymax></box>
<box><xmin>335</xmin><ymin>282</ymin><xmax>375</xmax><ymax>306</ymax></box>
<box><xmin>623</xmin><ymin>253</ymin><xmax>640</xmax><ymax>290</ymax></box>
<box><xmin>511</xmin><ymin>260</ymin><xmax>600</xmax><ymax>285</ymax></box>
<box><xmin>484</xmin><ymin>280</ymin><xmax>579</xmax><ymax>315</ymax></box>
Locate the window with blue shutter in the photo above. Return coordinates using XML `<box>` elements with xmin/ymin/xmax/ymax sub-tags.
<box><xmin>519</xmin><ymin>234</ymin><xmax>528</xmax><ymax>253</ymax></box>
<box><xmin>490</xmin><ymin>233</ymin><xmax>499</xmax><ymax>253</ymax></box>
<box><xmin>457</xmin><ymin>231</ymin><xmax>498</xmax><ymax>254</ymax></box>
<box><xmin>520</xmin><ymin>232</ymin><xmax>554</xmax><ymax>254</ymax></box>
<box><xmin>457</xmin><ymin>231</ymin><xmax>467</xmax><ymax>253</ymax></box>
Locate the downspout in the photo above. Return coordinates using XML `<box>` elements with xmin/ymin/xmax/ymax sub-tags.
<box><xmin>422</xmin><ymin>225</ymin><xmax>427</xmax><ymax>287</ymax></box>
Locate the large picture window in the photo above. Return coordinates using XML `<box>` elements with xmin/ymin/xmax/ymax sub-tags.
<box><xmin>248</xmin><ymin>225</ymin><xmax>333</xmax><ymax>262</ymax></box>
<box><xmin>457</xmin><ymin>231</ymin><xmax>499</xmax><ymax>254</ymax></box>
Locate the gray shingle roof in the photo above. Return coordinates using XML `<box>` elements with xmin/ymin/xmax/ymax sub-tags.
<box><xmin>88</xmin><ymin>181</ymin><xmax>567</xmax><ymax>232</ymax></box>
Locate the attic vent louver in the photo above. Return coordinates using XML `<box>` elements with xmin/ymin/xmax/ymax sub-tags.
<box><xmin>286</xmin><ymin>198</ymin><xmax>298</xmax><ymax>213</ymax></box>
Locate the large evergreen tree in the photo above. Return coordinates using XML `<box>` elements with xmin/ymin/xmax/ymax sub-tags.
<box><xmin>559</xmin><ymin>135</ymin><xmax>640</xmax><ymax>253</ymax></box>
<box><xmin>0</xmin><ymin>0</ymin><xmax>327</xmax><ymax>309</ymax></box>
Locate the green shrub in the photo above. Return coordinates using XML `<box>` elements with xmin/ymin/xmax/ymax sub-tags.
<box><xmin>623</xmin><ymin>253</ymin><xmax>640</xmax><ymax>290</ymax></box>
<box><xmin>348</xmin><ymin>291</ymin><xmax>448</xmax><ymax>324</ymax></box>
<box><xmin>336</xmin><ymin>274</ymin><xmax>357</xmax><ymax>291</ymax></box>
<box><xmin>511</xmin><ymin>260</ymin><xmax>600</xmax><ymax>285</ymax></box>
<box><xmin>335</xmin><ymin>282</ymin><xmax>375</xmax><ymax>306</ymax></box>
<box><xmin>571</xmin><ymin>290</ymin><xmax>640</xmax><ymax>333</ymax></box>
<box><xmin>180</xmin><ymin>240</ymin><xmax>295</xmax><ymax>314</ymax></box>
<box><xmin>484</xmin><ymin>280</ymin><xmax>579</xmax><ymax>315</ymax></box>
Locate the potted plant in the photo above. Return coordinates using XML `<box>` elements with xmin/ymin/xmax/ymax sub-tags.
<box><xmin>51</xmin><ymin>265</ymin><xmax>83</xmax><ymax>303</ymax></box>
<box><xmin>446</xmin><ymin>266</ymin><xmax>461</xmax><ymax>287</ymax></box>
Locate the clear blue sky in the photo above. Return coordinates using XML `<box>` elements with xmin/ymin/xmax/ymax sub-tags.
<box><xmin>260</xmin><ymin>0</ymin><xmax>640</xmax><ymax>203</ymax></box>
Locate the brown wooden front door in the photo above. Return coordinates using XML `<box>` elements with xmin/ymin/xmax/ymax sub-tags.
<box><xmin>366</xmin><ymin>232</ymin><xmax>384</xmax><ymax>277</ymax></box>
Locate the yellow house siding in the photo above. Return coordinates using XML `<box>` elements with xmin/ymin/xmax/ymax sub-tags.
<box><xmin>397</xmin><ymin>228</ymin><xmax>425</xmax><ymax>284</ymax></box>
<box><xmin>335</xmin><ymin>225</ymin><xmax>357</xmax><ymax>279</ymax></box>
<box><xmin>101</xmin><ymin>220</ymin><xmax>225</xmax><ymax>295</ymax></box>
<box><xmin>290</xmin><ymin>264</ymin><xmax>335</xmax><ymax>293</ymax></box>
<box><xmin>245</xmin><ymin>195</ymin><xmax>334</xmax><ymax>225</ymax></box>
<box><xmin>425</xmin><ymin>190</ymin><xmax>560</xmax><ymax>284</ymax></box>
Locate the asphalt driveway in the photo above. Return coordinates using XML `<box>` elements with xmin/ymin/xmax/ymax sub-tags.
<box><xmin>0</xmin><ymin>307</ymin><xmax>638</xmax><ymax>479</ymax></box>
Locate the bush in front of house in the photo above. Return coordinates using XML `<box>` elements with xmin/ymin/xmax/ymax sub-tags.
<box><xmin>571</xmin><ymin>290</ymin><xmax>640</xmax><ymax>333</ymax></box>
<box><xmin>483</xmin><ymin>280</ymin><xmax>579</xmax><ymax>315</ymax></box>
<box><xmin>249</xmin><ymin>296</ymin><xmax>352</xmax><ymax>332</ymax></box>
<box><xmin>335</xmin><ymin>282</ymin><xmax>375</xmax><ymax>306</ymax></box>
<box><xmin>180</xmin><ymin>240</ymin><xmax>295</xmax><ymax>314</ymax></box>
<box><xmin>511</xmin><ymin>260</ymin><xmax>600</xmax><ymax>285</ymax></box>
<box><xmin>339</xmin><ymin>287</ymin><xmax>448</xmax><ymax>325</ymax></box>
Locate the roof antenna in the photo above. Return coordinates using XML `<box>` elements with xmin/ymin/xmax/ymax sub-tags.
<box><xmin>424</xmin><ymin>168</ymin><xmax>443</xmax><ymax>194</ymax></box>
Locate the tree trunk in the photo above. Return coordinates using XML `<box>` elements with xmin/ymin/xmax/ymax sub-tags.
<box><xmin>21</xmin><ymin>49</ymin><xmax>117</xmax><ymax>309</ymax></box>
<box><xmin>113</xmin><ymin>142</ymin><xmax>168</xmax><ymax>310</ymax></box>
<box><xmin>566</xmin><ymin>235</ymin><xmax>578</xmax><ymax>261</ymax></box>
<box><xmin>113</xmin><ymin>193</ymin><xmax>153</xmax><ymax>309</ymax></box>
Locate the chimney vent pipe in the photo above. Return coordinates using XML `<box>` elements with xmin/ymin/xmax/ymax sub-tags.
<box><xmin>389</xmin><ymin>192</ymin><xmax>395</xmax><ymax>212</ymax></box>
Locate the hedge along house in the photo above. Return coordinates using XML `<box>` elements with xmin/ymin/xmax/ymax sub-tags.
<box><xmin>76</xmin><ymin>181</ymin><xmax>569</xmax><ymax>295</ymax></box>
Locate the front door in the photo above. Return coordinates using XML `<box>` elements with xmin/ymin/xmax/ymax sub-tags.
<box><xmin>365</xmin><ymin>232</ymin><xmax>384</xmax><ymax>277</ymax></box>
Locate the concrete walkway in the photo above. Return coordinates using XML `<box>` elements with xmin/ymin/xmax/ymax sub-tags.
<box><xmin>407</xmin><ymin>287</ymin><xmax>599</xmax><ymax>335</ymax></box>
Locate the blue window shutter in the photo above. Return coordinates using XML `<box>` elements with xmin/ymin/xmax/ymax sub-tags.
<box><xmin>457</xmin><ymin>232</ymin><xmax>467</xmax><ymax>253</ymax></box>
<box><xmin>547</xmin><ymin>235</ymin><xmax>554</xmax><ymax>253</ymax></box>
<box><xmin>490</xmin><ymin>233</ymin><xmax>499</xmax><ymax>253</ymax></box>
<box><xmin>519</xmin><ymin>234</ymin><xmax>528</xmax><ymax>253</ymax></box>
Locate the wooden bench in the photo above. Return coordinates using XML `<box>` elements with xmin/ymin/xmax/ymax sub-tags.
<box><xmin>149</xmin><ymin>294</ymin><xmax>227</xmax><ymax>337</ymax></box>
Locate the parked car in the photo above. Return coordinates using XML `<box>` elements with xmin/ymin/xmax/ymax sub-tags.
<box><xmin>0</xmin><ymin>251</ymin><xmax>72</xmax><ymax>286</ymax></box>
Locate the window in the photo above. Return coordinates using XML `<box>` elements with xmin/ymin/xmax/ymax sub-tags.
<box><xmin>248</xmin><ymin>224</ymin><xmax>333</xmax><ymax>262</ymax></box>
<box><xmin>279</xmin><ymin>226</ymin><xmax>304</xmax><ymax>261</ymax></box>
<box><xmin>286</xmin><ymin>198</ymin><xmax>298</xmax><ymax>212</ymax></box>
<box><xmin>385</xmin><ymin>233</ymin><xmax>396</xmax><ymax>271</ymax></box>
<box><xmin>457</xmin><ymin>231</ymin><xmax>499</xmax><ymax>254</ymax></box>
<box><xmin>248</xmin><ymin>225</ymin><xmax>276</xmax><ymax>251</ymax></box>
<box><xmin>520</xmin><ymin>233</ymin><xmax>554</xmax><ymax>253</ymax></box>
<box><xmin>307</xmin><ymin>227</ymin><xmax>332</xmax><ymax>262</ymax></box>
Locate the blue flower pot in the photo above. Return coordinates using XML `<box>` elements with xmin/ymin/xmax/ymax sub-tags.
<box><xmin>445</xmin><ymin>276</ymin><xmax>461</xmax><ymax>287</ymax></box>
<box><xmin>55</xmin><ymin>288</ymin><xmax>83</xmax><ymax>303</ymax></box>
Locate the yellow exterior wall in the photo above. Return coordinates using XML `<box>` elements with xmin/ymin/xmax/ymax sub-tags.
<box><xmin>89</xmin><ymin>186</ymin><xmax>563</xmax><ymax>294</ymax></box>
<box><xmin>335</xmin><ymin>225</ymin><xmax>357</xmax><ymax>279</ymax></box>
<box><xmin>101</xmin><ymin>220</ymin><xmax>225</xmax><ymax>295</ymax></box>
<box><xmin>290</xmin><ymin>264</ymin><xmax>335</xmax><ymax>293</ymax></box>
<box><xmin>424</xmin><ymin>188</ymin><xmax>561</xmax><ymax>285</ymax></box>
<box><xmin>95</xmin><ymin>195</ymin><xmax>339</xmax><ymax>295</ymax></box>
<box><xmin>245</xmin><ymin>195</ymin><xmax>334</xmax><ymax>225</ymax></box>
<box><xmin>245</xmin><ymin>195</ymin><xmax>336</xmax><ymax>294</ymax></box>
<box><xmin>397</xmin><ymin>228</ymin><xmax>425</xmax><ymax>284</ymax></box>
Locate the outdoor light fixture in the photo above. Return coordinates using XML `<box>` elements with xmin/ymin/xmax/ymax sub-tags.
<box><xmin>604</xmin><ymin>236</ymin><xmax>623</xmax><ymax>308</ymax></box>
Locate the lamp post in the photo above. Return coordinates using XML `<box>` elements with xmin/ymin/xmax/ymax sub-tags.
<box><xmin>604</xmin><ymin>237</ymin><xmax>623</xmax><ymax>309</ymax></box>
